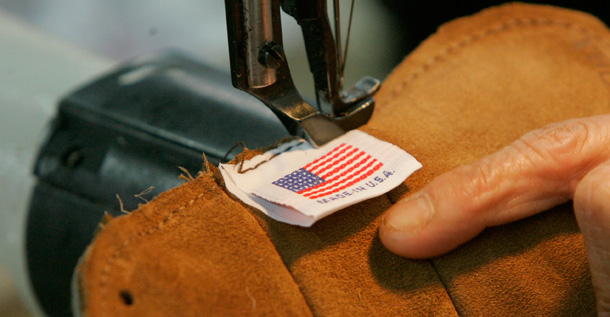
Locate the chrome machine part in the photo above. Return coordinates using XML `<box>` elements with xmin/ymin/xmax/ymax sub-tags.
<box><xmin>225</xmin><ymin>0</ymin><xmax>380</xmax><ymax>147</ymax></box>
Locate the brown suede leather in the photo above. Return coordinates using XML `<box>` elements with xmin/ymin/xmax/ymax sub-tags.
<box><xmin>364</xmin><ymin>3</ymin><xmax>607</xmax><ymax>315</ymax></box>
<box><xmin>76</xmin><ymin>3</ymin><xmax>610</xmax><ymax>316</ymax></box>
<box><xmin>75</xmin><ymin>167</ymin><xmax>313</xmax><ymax>316</ymax></box>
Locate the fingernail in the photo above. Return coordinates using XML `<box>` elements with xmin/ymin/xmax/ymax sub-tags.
<box><xmin>383</xmin><ymin>192</ymin><xmax>434</xmax><ymax>234</ymax></box>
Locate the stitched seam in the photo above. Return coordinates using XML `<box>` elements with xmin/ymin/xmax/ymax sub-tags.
<box><xmin>386</xmin><ymin>17</ymin><xmax>599</xmax><ymax>101</ymax></box>
<box><xmin>382</xmin><ymin>16</ymin><xmax>602</xmax><ymax>212</ymax></box>
<box><xmin>237</xmin><ymin>140</ymin><xmax>306</xmax><ymax>174</ymax></box>
<box><xmin>99</xmin><ymin>192</ymin><xmax>206</xmax><ymax>313</ymax></box>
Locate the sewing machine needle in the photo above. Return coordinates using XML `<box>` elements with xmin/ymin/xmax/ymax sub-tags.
<box><xmin>334</xmin><ymin>0</ymin><xmax>342</xmax><ymax>82</ymax></box>
<box><xmin>341</xmin><ymin>0</ymin><xmax>355</xmax><ymax>77</ymax></box>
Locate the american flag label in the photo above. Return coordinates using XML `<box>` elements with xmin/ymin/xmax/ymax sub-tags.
<box><xmin>219</xmin><ymin>130</ymin><xmax>422</xmax><ymax>227</ymax></box>
<box><xmin>271</xmin><ymin>144</ymin><xmax>383</xmax><ymax>199</ymax></box>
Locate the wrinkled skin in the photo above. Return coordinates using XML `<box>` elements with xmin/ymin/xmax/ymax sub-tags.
<box><xmin>380</xmin><ymin>114</ymin><xmax>610</xmax><ymax>314</ymax></box>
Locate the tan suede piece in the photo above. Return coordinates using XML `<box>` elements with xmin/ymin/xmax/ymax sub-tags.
<box><xmin>364</xmin><ymin>3</ymin><xmax>607</xmax><ymax>315</ymax></box>
<box><xmin>76</xmin><ymin>3</ymin><xmax>608</xmax><ymax>316</ymax></box>
<box><xmin>75</xmin><ymin>167</ymin><xmax>313</xmax><ymax>316</ymax></box>
<box><xmin>249</xmin><ymin>196</ymin><xmax>456</xmax><ymax>316</ymax></box>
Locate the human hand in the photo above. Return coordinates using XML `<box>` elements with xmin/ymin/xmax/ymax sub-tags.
<box><xmin>379</xmin><ymin>115</ymin><xmax>610</xmax><ymax>313</ymax></box>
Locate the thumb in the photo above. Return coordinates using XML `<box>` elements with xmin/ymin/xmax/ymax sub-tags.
<box><xmin>574</xmin><ymin>160</ymin><xmax>610</xmax><ymax>314</ymax></box>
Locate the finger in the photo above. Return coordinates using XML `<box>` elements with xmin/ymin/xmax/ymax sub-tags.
<box><xmin>574</xmin><ymin>160</ymin><xmax>610</xmax><ymax>314</ymax></box>
<box><xmin>380</xmin><ymin>115</ymin><xmax>610</xmax><ymax>259</ymax></box>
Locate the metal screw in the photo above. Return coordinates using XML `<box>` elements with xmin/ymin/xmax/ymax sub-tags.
<box><xmin>258</xmin><ymin>43</ymin><xmax>284</xmax><ymax>69</ymax></box>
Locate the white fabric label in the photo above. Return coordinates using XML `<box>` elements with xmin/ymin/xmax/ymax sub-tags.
<box><xmin>220</xmin><ymin>130</ymin><xmax>422</xmax><ymax>227</ymax></box>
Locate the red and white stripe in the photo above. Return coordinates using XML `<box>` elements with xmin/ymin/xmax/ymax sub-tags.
<box><xmin>298</xmin><ymin>143</ymin><xmax>383</xmax><ymax>199</ymax></box>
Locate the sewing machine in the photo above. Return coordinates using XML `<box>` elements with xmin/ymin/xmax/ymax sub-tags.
<box><xmin>22</xmin><ymin>1</ymin><xmax>379</xmax><ymax>315</ymax></box>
